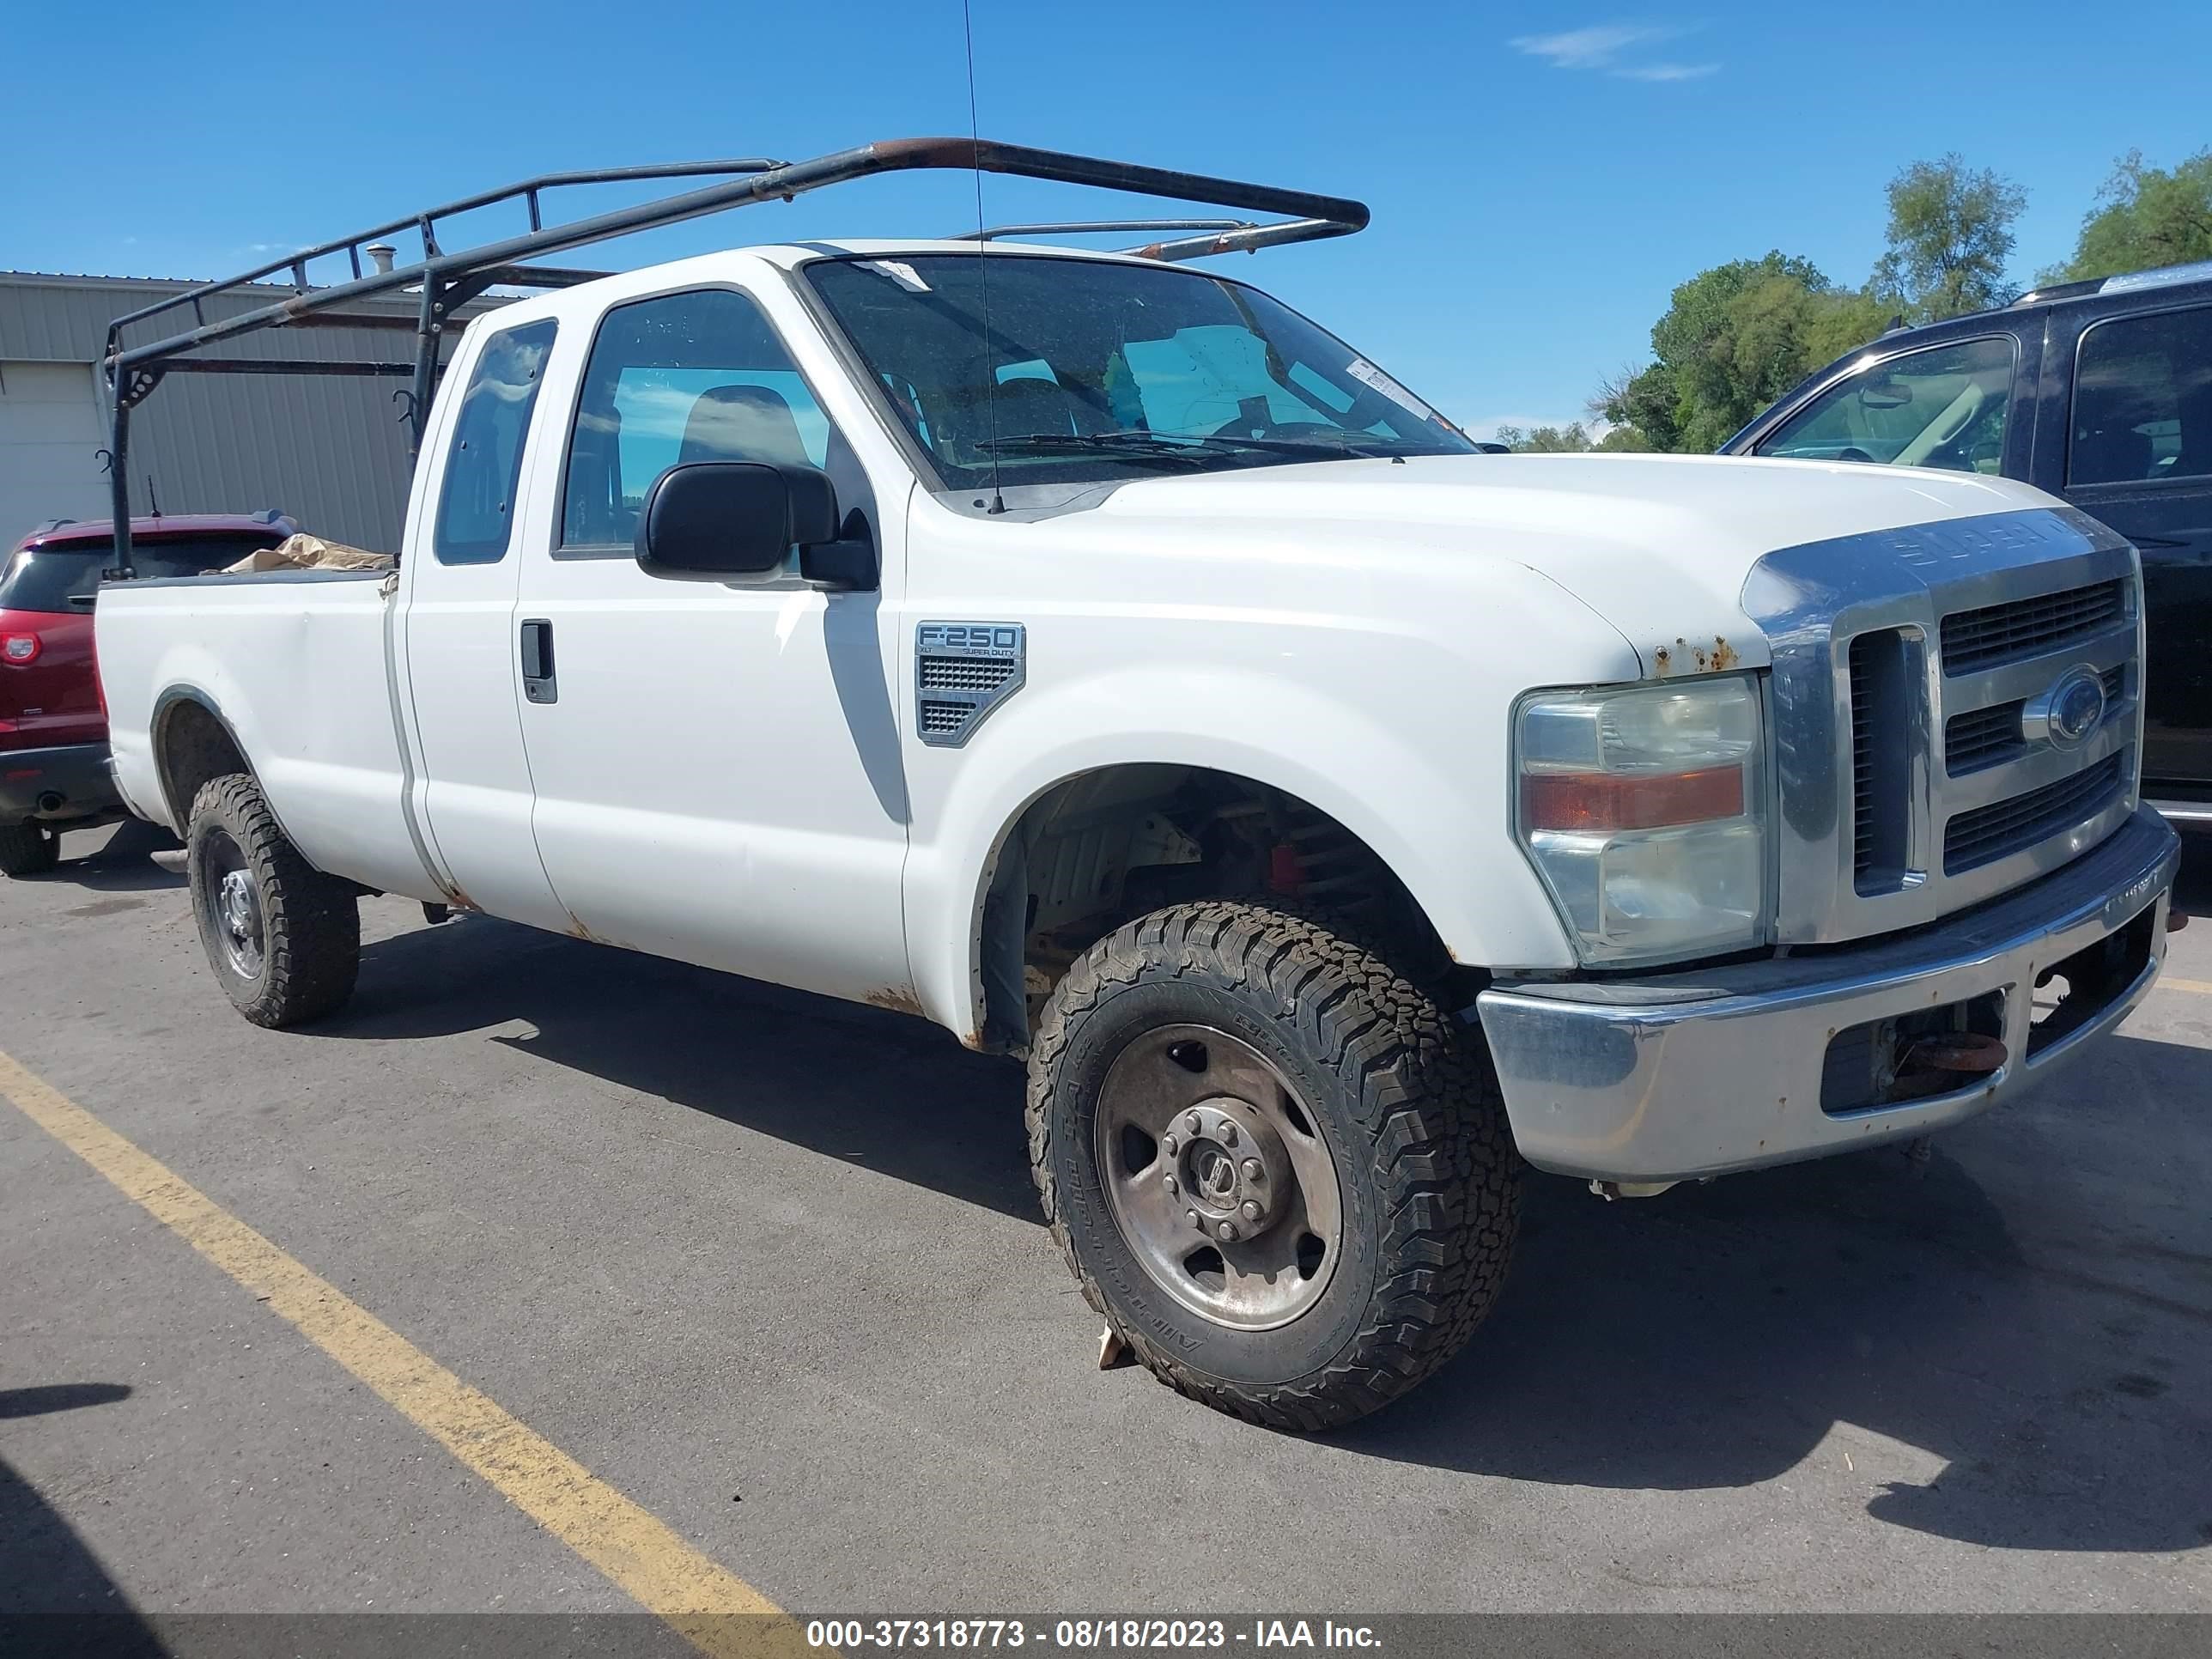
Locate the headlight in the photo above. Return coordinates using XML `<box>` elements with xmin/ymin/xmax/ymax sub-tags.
<box><xmin>1514</xmin><ymin>673</ymin><xmax>1771</xmax><ymax>966</ymax></box>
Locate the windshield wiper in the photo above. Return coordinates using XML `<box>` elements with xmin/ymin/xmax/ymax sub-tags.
<box><xmin>969</xmin><ymin>432</ymin><xmax>1222</xmax><ymax>467</ymax></box>
<box><xmin>971</xmin><ymin>428</ymin><xmax>1467</xmax><ymax>469</ymax></box>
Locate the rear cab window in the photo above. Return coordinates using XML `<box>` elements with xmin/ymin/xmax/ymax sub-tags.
<box><xmin>2069</xmin><ymin>304</ymin><xmax>2212</xmax><ymax>487</ymax></box>
<box><xmin>1754</xmin><ymin>336</ymin><xmax>2018</xmax><ymax>473</ymax></box>
<box><xmin>434</xmin><ymin>319</ymin><xmax>560</xmax><ymax>565</ymax></box>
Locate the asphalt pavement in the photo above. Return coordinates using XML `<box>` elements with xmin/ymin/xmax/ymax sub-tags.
<box><xmin>2</xmin><ymin>819</ymin><xmax>2208</xmax><ymax>1628</ymax></box>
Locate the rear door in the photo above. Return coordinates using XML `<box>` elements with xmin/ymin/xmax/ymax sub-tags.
<box><xmin>2043</xmin><ymin>300</ymin><xmax>2212</xmax><ymax>794</ymax></box>
<box><xmin>398</xmin><ymin>314</ymin><xmax>574</xmax><ymax>931</ymax></box>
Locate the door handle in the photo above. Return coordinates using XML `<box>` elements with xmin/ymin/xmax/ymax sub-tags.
<box><xmin>520</xmin><ymin>618</ymin><xmax>557</xmax><ymax>704</ymax></box>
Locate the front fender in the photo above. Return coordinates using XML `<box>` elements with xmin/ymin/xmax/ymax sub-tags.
<box><xmin>902</xmin><ymin>661</ymin><xmax>1591</xmax><ymax>1044</ymax></box>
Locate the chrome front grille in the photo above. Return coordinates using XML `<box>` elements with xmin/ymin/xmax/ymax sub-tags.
<box><xmin>1746</xmin><ymin>507</ymin><xmax>2143</xmax><ymax>945</ymax></box>
<box><xmin>1939</xmin><ymin>578</ymin><xmax>2127</xmax><ymax>673</ymax></box>
<box><xmin>1945</xmin><ymin>750</ymin><xmax>2129</xmax><ymax>874</ymax></box>
<box><xmin>1943</xmin><ymin>665</ymin><xmax>2126</xmax><ymax>775</ymax></box>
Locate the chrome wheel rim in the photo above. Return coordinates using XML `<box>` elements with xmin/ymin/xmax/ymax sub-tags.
<box><xmin>1092</xmin><ymin>1024</ymin><xmax>1342</xmax><ymax>1331</ymax></box>
<box><xmin>202</xmin><ymin>832</ymin><xmax>265</xmax><ymax>980</ymax></box>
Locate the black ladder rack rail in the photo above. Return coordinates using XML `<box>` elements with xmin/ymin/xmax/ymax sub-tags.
<box><xmin>100</xmin><ymin>137</ymin><xmax>1368</xmax><ymax>574</ymax></box>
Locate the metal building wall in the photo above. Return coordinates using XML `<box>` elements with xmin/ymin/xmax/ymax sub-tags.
<box><xmin>0</xmin><ymin>274</ymin><xmax>492</xmax><ymax>550</ymax></box>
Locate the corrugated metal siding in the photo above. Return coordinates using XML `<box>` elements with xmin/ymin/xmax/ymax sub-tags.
<box><xmin>132</xmin><ymin>367</ymin><xmax>418</xmax><ymax>550</ymax></box>
<box><xmin>0</xmin><ymin>273</ymin><xmax>441</xmax><ymax>363</ymax></box>
<box><xmin>1</xmin><ymin>274</ymin><xmax>502</xmax><ymax>550</ymax></box>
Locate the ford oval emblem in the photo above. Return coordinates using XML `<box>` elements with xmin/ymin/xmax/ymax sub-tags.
<box><xmin>2025</xmin><ymin>665</ymin><xmax>2108</xmax><ymax>752</ymax></box>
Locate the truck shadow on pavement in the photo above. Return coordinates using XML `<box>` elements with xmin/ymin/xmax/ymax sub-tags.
<box><xmin>0</xmin><ymin>1382</ymin><xmax>164</xmax><ymax>1649</ymax></box>
<box><xmin>343</xmin><ymin>917</ymin><xmax>1038</xmax><ymax>1222</ymax></box>
<box><xmin>336</xmin><ymin>917</ymin><xmax>2211</xmax><ymax>1559</ymax></box>
<box><xmin>34</xmin><ymin>821</ymin><xmax>185</xmax><ymax>896</ymax></box>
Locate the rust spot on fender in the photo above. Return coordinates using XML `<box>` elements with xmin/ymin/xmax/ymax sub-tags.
<box><xmin>866</xmin><ymin>986</ymin><xmax>927</xmax><ymax>1018</ymax></box>
<box><xmin>1651</xmin><ymin>636</ymin><xmax>1741</xmax><ymax>677</ymax></box>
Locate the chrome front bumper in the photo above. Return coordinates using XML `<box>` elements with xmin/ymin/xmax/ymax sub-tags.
<box><xmin>1477</xmin><ymin>806</ymin><xmax>2181</xmax><ymax>1183</ymax></box>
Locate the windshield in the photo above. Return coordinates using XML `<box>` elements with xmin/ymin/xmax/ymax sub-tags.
<box><xmin>0</xmin><ymin>535</ymin><xmax>283</xmax><ymax>613</ymax></box>
<box><xmin>805</xmin><ymin>254</ymin><xmax>1474</xmax><ymax>489</ymax></box>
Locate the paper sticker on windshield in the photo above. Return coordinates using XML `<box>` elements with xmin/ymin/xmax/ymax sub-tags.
<box><xmin>860</xmin><ymin>260</ymin><xmax>932</xmax><ymax>293</ymax></box>
<box><xmin>1346</xmin><ymin>358</ymin><xmax>1437</xmax><ymax>422</ymax></box>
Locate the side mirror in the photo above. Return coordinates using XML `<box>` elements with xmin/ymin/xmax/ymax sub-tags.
<box><xmin>636</xmin><ymin>461</ymin><xmax>842</xmax><ymax>575</ymax></box>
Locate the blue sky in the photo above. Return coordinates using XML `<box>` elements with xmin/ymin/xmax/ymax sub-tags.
<box><xmin>9</xmin><ymin>1</ymin><xmax>2209</xmax><ymax>439</ymax></box>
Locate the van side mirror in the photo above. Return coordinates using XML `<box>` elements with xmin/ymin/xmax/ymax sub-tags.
<box><xmin>636</xmin><ymin>461</ymin><xmax>841</xmax><ymax>575</ymax></box>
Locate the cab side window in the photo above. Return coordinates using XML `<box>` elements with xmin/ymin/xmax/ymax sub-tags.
<box><xmin>560</xmin><ymin>288</ymin><xmax>839</xmax><ymax>551</ymax></box>
<box><xmin>1756</xmin><ymin>336</ymin><xmax>2017</xmax><ymax>474</ymax></box>
<box><xmin>2069</xmin><ymin>306</ymin><xmax>2212</xmax><ymax>487</ymax></box>
<box><xmin>433</xmin><ymin>319</ymin><xmax>558</xmax><ymax>565</ymax></box>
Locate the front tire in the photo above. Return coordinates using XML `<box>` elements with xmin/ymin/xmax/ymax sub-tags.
<box><xmin>1028</xmin><ymin>902</ymin><xmax>1520</xmax><ymax>1430</ymax></box>
<box><xmin>187</xmin><ymin>774</ymin><xmax>359</xmax><ymax>1027</ymax></box>
<box><xmin>0</xmin><ymin>822</ymin><xmax>59</xmax><ymax>878</ymax></box>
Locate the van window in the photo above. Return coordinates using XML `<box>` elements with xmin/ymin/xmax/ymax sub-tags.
<box><xmin>2069</xmin><ymin>305</ymin><xmax>2212</xmax><ymax>486</ymax></box>
<box><xmin>433</xmin><ymin>319</ymin><xmax>558</xmax><ymax>565</ymax></box>
<box><xmin>560</xmin><ymin>289</ymin><xmax>834</xmax><ymax>550</ymax></box>
<box><xmin>1755</xmin><ymin>336</ymin><xmax>2016</xmax><ymax>473</ymax></box>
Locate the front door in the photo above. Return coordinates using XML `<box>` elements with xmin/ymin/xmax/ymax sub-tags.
<box><xmin>512</xmin><ymin>283</ymin><xmax>911</xmax><ymax>1001</ymax></box>
<box><xmin>2050</xmin><ymin>301</ymin><xmax>2212</xmax><ymax>794</ymax></box>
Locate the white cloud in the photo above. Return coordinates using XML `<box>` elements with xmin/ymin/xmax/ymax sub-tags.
<box><xmin>1510</xmin><ymin>23</ymin><xmax>1672</xmax><ymax>69</ymax></box>
<box><xmin>1616</xmin><ymin>60</ymin><xmax>1719</xmax><ymax>81</ymax></box>
<box><xmin>1510</xmin><ymin>21</ymin><xmax>1717</xmax><ymax>81</ymax></box>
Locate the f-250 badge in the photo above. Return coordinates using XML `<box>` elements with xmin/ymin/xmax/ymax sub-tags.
<box><xmin>915</xmin><ymin>622</ymin><xmax>1026</xmax><ymax>747</ymax></box>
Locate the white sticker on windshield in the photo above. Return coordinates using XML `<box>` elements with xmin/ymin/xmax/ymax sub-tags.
<box><xmin>1346</xmin><ymin>357</ymin><xmax>1437</xmax><ymax>421</ymax></box>
<box><xmin>860</xmin><ymin>260</ymin><xmax>932</xmax><ymax>293</ymax></box>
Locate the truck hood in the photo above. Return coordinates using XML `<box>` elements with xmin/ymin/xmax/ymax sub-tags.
<box><xmin>1090</xmin><ymin>451</ymin><xmax>2056</xmax><ymax>675</ymax></box>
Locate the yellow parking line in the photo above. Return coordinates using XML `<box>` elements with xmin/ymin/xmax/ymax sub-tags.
<box><xmin>0</xmin><ymin>1046</ymin><xmax>806</xmax><ymax>1659</ymax></box>
<box><xmin>2158</xmin><ymin>976</ymin><xmax>2212</xmax><ymax>998</ymax></box>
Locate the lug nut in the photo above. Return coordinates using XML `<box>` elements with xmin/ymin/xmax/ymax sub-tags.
<box><xmin>1186</xmin><ymin>1209</ymin><xmax>1200</xmax><ymax>1226</ymax></box>
<box><xmin>1163</xmin><ymin>1175</ymin><xmax>1177</xmax><ymax>1194</ymax></box>
<box><xmin>1215</xmin><ymin>1221</ymin><xmax>1238</xmax><ymax>1243</ymax></box>
<box><xmin>1186</xmin><ymin>1112</ymin><xmax>1203</xmax><ymax>1136</ymax></box>
<box><xmin>1162</xmin><ymin>1133</ymin><xmax>1178</xmax><ymax>1156</ymax></box>
<box><xmin>1241</xmin><ymin>1158</ymin><xmax>1262</xmax><ymax>1181</ymax></box>
<box><xmin>1240</xmin><ymin>1200</ymin><xmax>1261</xmax><ymax>1222</ymax></box>
<box><xmin>1221</xmin><ymin>1123</ymin><xmax>1238</xmax><ymax>1146</ymax></box>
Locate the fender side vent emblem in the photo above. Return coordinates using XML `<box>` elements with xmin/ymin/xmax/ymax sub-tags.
<box><xmin>916</xmin><ymin>623</ymin><xmax>1025</xmax><ymax>747</ymax></box>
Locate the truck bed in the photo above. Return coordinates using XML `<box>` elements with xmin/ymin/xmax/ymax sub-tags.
<box><xmin>96</xmin><ymin>569</ymin><xmax>438</xmax><ymax>902</ymax></box>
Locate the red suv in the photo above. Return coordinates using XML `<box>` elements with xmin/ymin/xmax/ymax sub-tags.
<box><xmin>0</xmin><ymin>513</ymin><xmax>295</xmax><ymax>875</ymax></box>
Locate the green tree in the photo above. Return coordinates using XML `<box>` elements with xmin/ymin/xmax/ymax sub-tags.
<box><xmin>1493</xmin><ymin>421</ymin><xmax>1649</xmax><ymax>453</ymax></box>
<box><xmin>2053</xmin><ymin>149</ymin><xmax>2212</xmax><ymax>282</ymax></box>
<box><xmin>1595</xmin><ymin>254</ymin><xmax>1887</xmax><ymax>453</ymax></box>
<box><xmin>1869</xmin><ymin>155</ymin><xmax>2027</xmax><ymax>321</ymax></box>
<box><xmin>1494</xmin><ymin>422</ymin><xmax>1593</xmax><ymax>452</ymax></box>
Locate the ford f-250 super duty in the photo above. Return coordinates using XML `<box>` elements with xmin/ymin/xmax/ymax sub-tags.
<box><xmin>91</xmin><ymin>141</ymin><xmax>2180</xmax><ymax>1429</ymax></box>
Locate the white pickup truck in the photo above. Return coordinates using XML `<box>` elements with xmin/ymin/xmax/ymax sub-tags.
<box><xmin>94</xmin><ymin>143</ymin><xmax>2179</xmax><ymax>1429</ymax></box>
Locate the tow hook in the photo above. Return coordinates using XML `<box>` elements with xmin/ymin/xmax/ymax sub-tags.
<box><xmin>1893</xmin><ymin>1031</ymin><xmax>2007</xmax><ymax>1098</ymax></box>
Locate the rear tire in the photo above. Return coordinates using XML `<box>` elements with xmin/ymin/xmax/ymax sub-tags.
<box><xmin>1028</xmin><ymin>901</ymin><xmax>1520</xmax><ymax>1430</ymax></box>
<box><xmin>187</xmin><ymin>774</ymin><xmax>359</xmax><ymax>1027</ymax></box>
<box><xmin>0</xmin><ymin>822</ymin><xmax>58</xmax><ymax>878</ymax></box>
